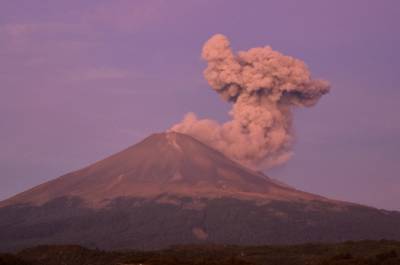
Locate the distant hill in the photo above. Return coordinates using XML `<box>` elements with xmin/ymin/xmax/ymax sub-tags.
<box><xmin>0</xmin><ymin>132</ymin><xmax>400</xmax><ymax>251</ymax></box>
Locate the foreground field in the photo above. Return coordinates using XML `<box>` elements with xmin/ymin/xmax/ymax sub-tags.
<box><xmin>0</xmin><ymin>240</ymin><xmax>399</xmax><ymax>265</ymax></box>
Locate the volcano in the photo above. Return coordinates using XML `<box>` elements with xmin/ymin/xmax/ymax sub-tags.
<box><xmin>1</xmin><ymin>132</ymin><xmax>399</xmax><ymax>251</ymax></box>
<box><xmin>0</xmin><ymin>132</ymin><xmax>326</xmax><ymax>207</ymax></box>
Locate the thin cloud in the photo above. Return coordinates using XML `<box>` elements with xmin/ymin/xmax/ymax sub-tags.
<box><xmin>82</xmin><ymin>0</ymin><xmax>167</xmax><ymax>32</ymax></box>
<box><xmin>72</xmin><ymin>67</ymin><xmax>130</xmax><ymax>81</ymax></box>
<box><xmin>0</xmin><ymin>23</ymin><xmax>36</xmax><ymax>36</ymax></box>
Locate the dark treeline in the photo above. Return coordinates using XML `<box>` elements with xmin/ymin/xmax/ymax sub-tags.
<box><xmin>0</xmin><ymin>240</ymin><xmax>399</xmax><ymax>265</ymax></box>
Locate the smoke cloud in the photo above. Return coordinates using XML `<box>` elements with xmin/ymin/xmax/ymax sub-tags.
<box><xmin>171</xmin><ymin>34</ymin><xmax>330</xmax><ymax>169</ymax></box>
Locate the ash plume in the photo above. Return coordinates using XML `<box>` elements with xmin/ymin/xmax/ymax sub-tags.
<box><xmin>171</xmin><ymin>34</ymin><xmax>330</xmax><ymax>169</ymax></box>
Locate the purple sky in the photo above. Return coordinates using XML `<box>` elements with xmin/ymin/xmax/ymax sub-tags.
<box><xmin>1</xmin><ymin>0</ymin><xmax>399</xmax><ymax>210</ymax></box>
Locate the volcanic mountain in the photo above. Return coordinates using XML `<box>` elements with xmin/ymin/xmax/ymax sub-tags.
<box><xmin>0</xmin><ymin>132</ymin><xmax>399</xmax><ymax>251</ymax></box>
<box><xmin>0</xmin><ymin>132</ymin><xmax>326</xmax><ymax>207</ymax></box>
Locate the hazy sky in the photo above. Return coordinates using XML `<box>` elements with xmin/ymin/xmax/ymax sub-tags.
<box><xmin>1</xmin><ymin>0</ymin><xmax>399</xmax><ymax>210</ymax></box>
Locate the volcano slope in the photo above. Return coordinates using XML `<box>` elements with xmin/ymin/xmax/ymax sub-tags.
<box><xmin>0</xmin><ymin>132</ymin><xmax>399</xmax><ymax>251</ymax></box>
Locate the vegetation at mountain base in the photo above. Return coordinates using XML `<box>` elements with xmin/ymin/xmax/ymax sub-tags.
<box><xmin>0</xmin><ymin>240</ymin><xmax>399</xmax><ymax>265</ymax></box>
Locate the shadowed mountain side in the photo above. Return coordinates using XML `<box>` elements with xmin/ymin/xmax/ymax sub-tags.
<box><xmin>0</xmin><ymin>196</ymin><xmax>400</xmax><ymax>252</ymax></box>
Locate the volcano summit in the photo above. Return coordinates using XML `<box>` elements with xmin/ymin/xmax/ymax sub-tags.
<box><xmin>0</xmin><ymin>132</ymin><xmax>399</xmax><ymax>251</ymax></box>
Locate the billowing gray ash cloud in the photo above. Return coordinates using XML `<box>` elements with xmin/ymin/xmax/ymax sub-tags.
<box><xmin>171</xmin><ymin>34</ymin><xmax>330</xmax><ymax>170</ymax></box>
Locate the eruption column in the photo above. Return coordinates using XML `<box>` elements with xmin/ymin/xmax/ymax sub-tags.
<box><xmin>171</xmin><ymin>34</ymin><xmax>330</xmax><ymax>169</ymax></box>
